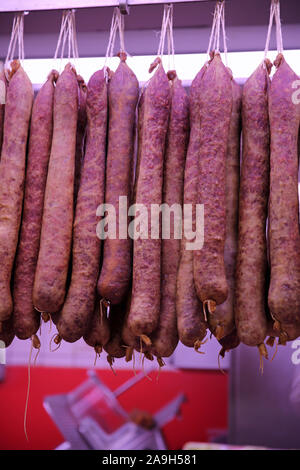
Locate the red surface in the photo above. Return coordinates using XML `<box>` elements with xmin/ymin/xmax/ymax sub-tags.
<box><xmin>0</xmin><ymin>366</ymin><xmax>228</xmax><ymax>450</ymax></box>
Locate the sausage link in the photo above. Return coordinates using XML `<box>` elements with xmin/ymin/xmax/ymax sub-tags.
<box><xmin>176</xmin><ymin>66</ymin><xmax>207</xmax><ymax>350</ymax></box>
<box><xmin>98</xmin><ymin>54</ymin><xmax>139</xmax><ymax>305</ymax></box>
<box><xmin>151</xmin><ymin>75</ymin><xmax>189</xmax><ymax>358</ymax></box>
<box><xmin>33</xmin><ymin>63</ymin><xmax>78</xmax><ymax>314</ymax></box>
<box><xmin>13</xmin><ymin>70</ymin><xmax>58</xmax><ymax>339</ymax></box>
<box><xmin>235</xmin><ymin>60</ymin><xmax>271</xmax><ymax>348</ymax></box>
<box><xmin>57</xmin><ymin>69</ymin><xmax>107</xmax><ymax>342</ymax></box>
<box><xmin>0</xmin><ymin>61</ymin><xmax>33</xmax><ymax>325</ymax></box>
<box><xmin>209</xmin><ymin>77</ymin><xmax>242</xmax><ymax>340</ymax></box>
<box><xmin>193</xmin><ymin>53</ymin><xmax>232</xmax><ymax>311</ymax></box>
<box><xmin>268</xmin><ymin>54</ymin><xmax>300</xmax><ymax>329</ymax></box>
<box><xmin>127</xmin><ymin>61</ymin><xmax>171</xmax><ymax>338</ymax></box>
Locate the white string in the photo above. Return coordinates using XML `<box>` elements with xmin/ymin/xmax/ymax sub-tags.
<box><xmin>157</xmin><ymin>5</ymin><xmax>172</xmax><ymax>58</ymax></box>
<box><xmin>274</xmin><ymin>0</ymin><xmax>283</xmax><ymax>54</ymax></box>
<box><xmin>206</xmin><ymin>7</ymin><xmax>218</xmax><ymax>57</ymax></box>
<box><xmin>213</xmin><ymin>3</ymin><xmax>222</xmax><ymax>53</ymax></box>
<box><xmin>104</xmin><ymin>8</ymin><xmax>119</xmax><ymax>72</ymax></box>
<box><xmin>221</xmin><ymin>3</ymin><xmax>228</xmax><ymax>67</ymax></box>
<box><xmin>264</xmin><ymin>2</ymin><xmax>275</xmax><ymax>60</ymax></box>
<box><xmin>5</xmin><ymin>12</ymin><xmax>25</xmax><ymax>76</ymax></box>
<box><xmin>166</xmin><ymin>4</ymin><xmax>175</xmax><ymax>71</ymax></box>
<box><xmin>54</xmin><ymin>10</ymin><xmax>79</xmax><ymax>72</ymax></box>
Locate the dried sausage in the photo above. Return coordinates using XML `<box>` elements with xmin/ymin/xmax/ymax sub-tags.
<box><xmin>0</xmin><ymin>60</ymin><xmax>33</xmax><ymax>326</ymax></box>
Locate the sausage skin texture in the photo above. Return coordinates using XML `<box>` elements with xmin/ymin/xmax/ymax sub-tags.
<box><xmin>268</xmin><ymin>54</ymin><xmax>300</xmax><ymax>327</ymax></box>
<box><xmin>33</xmin><ymin>63</ymin><xmax>78</xmax><ymax>314</ymax></box>
<box><xmin>83</xmin><ymin>298</ymin><xmax>110</xmax><ymax>350</ymax></box>
<box><xmin>127</xmin><ymin>62</ymin><xmax>171</xmax><ymax>337</ymax></box>
<box><xmin>57</xmin><ymin>69</ymin><xmax>107</xmax><ymax>342</ymax></box>
<box><xmin>74</xmin><ymin>75</ymin><xmax>87</xmax><ymax>203</ymax></box>
<box><xmin>13</xmin><ymin>70</ymin><xmax>58</xmax><ymax>339</ymax></box>
<box><xmin>235</xmin><ymin>61</ymin><xmax>271</xmax><ymax>347</ymax></box>
<box><xmin>193</xmin><ymin>53</ymin><xmax>232</xmax><ymax>309</ymax></box>
<box><xmin>176</xmin><ymin>66</ymin><xmax>207</xmax><ymax>349</ymax></box>
<box><xmin>209</xmin><ymin>77</ymin><xmax>242</xmax><ymax>340</ymax></box>
<box><xmin>0</xmin><ymin>61</ymin><xmax>33</xmax><ymax>324</ymax></box>
<box><xmin>98</xmin><ymin>56</ymin><xmax>139</xmax><ymax>305</ymax></box>
<box><xmin>151</xmin><ymin>76</ymin><xmax>189</xmax><ymax>358</ymax></box>
<box><xmin>0</xmin><ymin>63</ymin><xmax>6</xmax><ymax>155</ymax></box>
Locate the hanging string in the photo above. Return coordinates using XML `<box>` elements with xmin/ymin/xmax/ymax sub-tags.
<box><xmin>274</xmin><ymin>0</ymin><xmax>283</xmax><ymax>54</ymax></box>
<box><xmin>157</xmin><ymin>4</ymin><xmax>172</xmax><ymax>59</ymax></box>
<box><xmin>206</xmin><ymin>5</ymin><xmax>218</xmax><ymax>58</ymax></box>
<box><xmin>264</xmin><ymin>0</ymin><xmax>283</xmax><ymax>61</ymax></box>
<box><xmin>207</xmin><ymin>2</ymin><xmax>227</xmax><ymax>65</ymax></box>
<box><xmin>103</xmin><ymin>7</ymin><xmax>127</xmax><ymax>77</ymax></box>
<box><xmin>5</xmin><ymin>12</ymin><xmax>25</xmax><ymax>78</ymax></box>
<box><xmin>54</xmin><ymin>9</ymin><xmax>79</xmax><ymax>72</ymax></box>
<box><xmin>166</xmin><ymin>4</ymin><xmax>175</xmax><ymax>71</ymax></box>
<box><xmin>220</xmin><ymin>2</ymin><xmax>228</xmax><ymax>67</ymax></box>
<box><xmin>264</xmin><ymin>2</ymin><xmax>276</xmax><ymax>60</ymax></box>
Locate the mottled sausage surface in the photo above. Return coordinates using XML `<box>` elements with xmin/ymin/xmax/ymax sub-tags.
<box><xmin>176</xmin><ymin>66</ymin><xmax>207</xmax><ymax>350</ymax></box>
<box><xmin>268</xmin><ymin>54</ymin><xmax>300</xmax><ymax>328</ymax></box>
<box><xmin>98</xmin><ymin>55</ymin><xmax>139</xmax><ymax>305</ymax></box>
<box><xmin>13</xmin><ymin>70</ymin><xmax>58</xmax><ymax>339</ymax></box>
<box><xmin>127</xmin><ymin>62</ymin><xmax>170</xmax><ymax>338</ymax></box>
<box><xmin>57</xmin><ymin>69</ymin><xmax>107</xmax><ymax>342</ymax></box>
<box><xmin>209</xmin><ymin>77</ymin><xmax>242</xmax><ymax>340</ymax></box>
<box><xmin>0</xmin><ymin>61</ymin><xmax>33</xmax><ymax>325</ymax></box>
<box><xmin>151</xmin><ymin>75</ymin><xmax>189</xmax><ymax>358</ymax></box>
<box><xmin>33</xmin><ymin>63</ymin><xmax>78</xmax><ymax>314</ymax></box>
<box><xmin>193</xmin><ymin>53</ymin><xmax>232</xmax><ymax>311</ymax></box>
<box><xmin>235</xmin><ymin>61</ymin><xmax>271</xmax><ymax>348</ymax></box>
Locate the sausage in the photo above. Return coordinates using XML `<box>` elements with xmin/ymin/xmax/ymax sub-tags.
<box><xmin>217</xmin><ymin>328</ymin><xmax>240</xmax><ymax>358</ymax></box>
<box><xmin>267</xmin><ymin>320</ymin><xmax>300</xmax><ymax>345</ymax></box>
<box><xmin>176</xmin><ymin>66</ymin><xmax>207</xmax><ymax>351</ymax></box>
<box><xmin>208</xmin><ymin>77</ymin><xmax>242</xmax><ymax>340</ymax></box>
<box><xmin>98</xmin><ymin>53</ymin><xmax>139</xmax><ymax>305</ymax></box>
<box><xmin>13</xmin><ymin>70</ymin><xmax>58</xmax><ymax>340</ymax></box>
<box><xmin>235</xmin><ymin>60</ymin><xmax>271</xmax><ymax>352</ymax></box>
<box><xmin>56</xmin><ymin>69</ymin><xmax>107</xmax><ymax>343</ymax></box>
<box><xmin>193</xmin><ymin>52</ymin><xmax>232</xmax><ymax>313</ymax></box>
<box><xmin>0</xmin><ymin>62</ymin><xmax>6</xmax><ymax>155</ymax></box>
<box><xmin>127</xmin><ymin>60</ymin><xmax>171</xmax><ymax>340</ymax></box>
<box><xmin>104</xmin><ymin>302</ymin><xmax>127</xmax><ymax>359</ymax></box>
<box><xmin>0</xmin><ymin>60</ymin><xmax>33</xmax><ymax>326</ymax></box>
<box><xmin>268</xmin><ymin>54</ymin><xmax>300</xmax><ymax>331</ymax></box>
<box><xmin>150</xmin><ymin>74</ymin><xmax>189</xmax><ymax>359</ymax></box>
<box><xmin>74</xmin><ymin>75</ymin><xmax>87</xmax><ymax>203</ymax></box>
<box><xmin>0</xmin><ymin>315</ymin><xmax>15</xmax><ymax>348</ymax></box>
<box><xmin>83</xmin><ymin>298</ymin><xmax>110</xmax><ymax>353</ymax></box>
<box><xmin>33</xmin><ymin>63</ymin><xmax>78</xmax><ymax>314</ymax></box>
